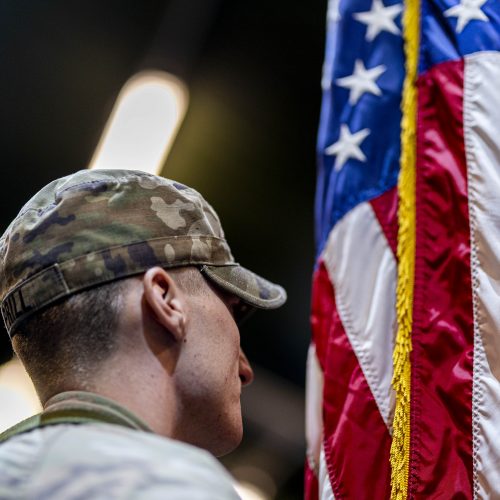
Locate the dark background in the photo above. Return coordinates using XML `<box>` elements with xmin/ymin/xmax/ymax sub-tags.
<box><xmin>0</xmin><ymin>1</ymin><xmax>326</xmax><ymax>497</ymax></box>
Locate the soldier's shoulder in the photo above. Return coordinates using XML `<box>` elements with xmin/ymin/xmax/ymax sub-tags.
<box><xmin>0</xmin><ymin>423</ymin><xmax>238</xmax><ymax>499</ymax></box>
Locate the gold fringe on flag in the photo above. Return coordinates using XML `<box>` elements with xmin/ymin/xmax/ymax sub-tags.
<box><xmin>390</xmin><ymin>0</ymin><xmax>420</xmax><ymax>498</ymax></box>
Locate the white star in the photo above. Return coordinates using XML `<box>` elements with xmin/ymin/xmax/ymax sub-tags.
<box><xmin>444</xmin><ymin>0</ymin><xmax>488</xmax><ymax>33</ymax></box>
<box><xmin>353</xmin><ymin>0</ymin><xmax>403</xmax><ymax>41</ymax></box>
<box><xmin>325</xmin><ymin>124</ymin><xmax>371</xmax><ymax>171</ymax></box>
<box><xmin>336</xmin><ymin>59</ymin><xmax>387</xmax><ymax>105</ymax></box>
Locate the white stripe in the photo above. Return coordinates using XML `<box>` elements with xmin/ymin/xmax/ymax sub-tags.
<box><xmin>319</xmin><ymin>445</ymin><xmax>336</xmax><ymax>500</ymax></box>
<box><xmin>464</xmin><ymin>51</ymin><xmax>500</xmax><ymax>499</ymax></box>
<box><xmin>305</xmin><ymin>344</ymin><xmax>324</xmax><ymax>476</ymax></box>
<box><xmin>322</xmin><ymin>201</ymin><xmax>397</xmax><ymax>428</ymax></box>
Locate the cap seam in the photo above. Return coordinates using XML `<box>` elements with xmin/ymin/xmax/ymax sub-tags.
<box><xmin>2</xmin><ymin>234</ymin><xmax>231</xmax><ymax>299</ymax></box>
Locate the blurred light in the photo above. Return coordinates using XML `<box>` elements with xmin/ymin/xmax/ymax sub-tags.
<box><xmin>233</xmin><ymin>481</ymin><xmax>270</xmax><ymax>500</ymax></box>
<box><xmin>232</xmin><ymin>465</ymin><xmax>276</xmax><ymax>500</ymax></box>
<box><xmin>89</xmin><ymin>71</ymin><xmax>188</xmax><ymax>174</ymax></box>
<box><xmin>0</xmin><ymin>357</ymin><xmax>41</xmax><ymax>432</ymax></box>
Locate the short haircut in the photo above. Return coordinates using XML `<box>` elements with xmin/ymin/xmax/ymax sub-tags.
<box><xmin>12</xmin><ymin>279</ymin><xmax>125</xmax><ymax>403</ymax></box>
<box><xmin>12</xmin><ymin>266</ymin><xmax>208</xmax><ymax>403</ymax></box>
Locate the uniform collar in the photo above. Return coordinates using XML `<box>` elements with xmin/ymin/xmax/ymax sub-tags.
<box><xmin>43</xmin><ymin>390</ymin><xmax>152</xmax><ymax>433</ymax></box>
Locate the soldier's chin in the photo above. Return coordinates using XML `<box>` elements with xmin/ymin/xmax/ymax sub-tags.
<box><xmin>211</xmin><ymin>418</ymin><xmax>243</xmax><ymax>457</ymax></box>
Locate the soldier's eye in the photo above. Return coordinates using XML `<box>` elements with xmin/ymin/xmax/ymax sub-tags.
<box><xmin>233</xmin><ymin>302</ymin><xmax>253</xmax><ymax>325</ymax></box>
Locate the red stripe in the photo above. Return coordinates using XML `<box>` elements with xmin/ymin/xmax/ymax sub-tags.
<box><xmin>304</xmin><ymin>461</ymin><xmax>319</xmax><ymax>500</ymax></box>
<box><xmin>410</xmin><ymin>60</ymin><xmax>473</xmax><ymax>497</ymax></box>
<box><xmin>369</xmin><ymin>187</ymin><xmax>398</xmax><ymax>259</ymax></box>
<box><xmin>311</xmin><ymin>261</ymin><xmax>391</xmax><ymax>499</ymax></box>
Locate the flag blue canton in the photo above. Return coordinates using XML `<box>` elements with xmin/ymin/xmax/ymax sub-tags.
<box><xmin>315</xmin><ymin>0</ymin><xmax>405</xmax><ymax>255</ymax></box>
<box><xmin>420</xmin><ymin>0</ymin><xmax>500</xmax><ymax>73</ymax></box>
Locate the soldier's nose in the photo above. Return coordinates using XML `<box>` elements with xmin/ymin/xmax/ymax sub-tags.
<box><xmin>239</xmin><ymin>349</ymin><xmax>254</xmax><ymax>386</ymax></box>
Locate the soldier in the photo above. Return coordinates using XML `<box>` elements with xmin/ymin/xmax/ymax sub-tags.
<box><xmin>0</xmin><ymin>169</ymin><xmax>286</xmax><ymax>499</ymax></box>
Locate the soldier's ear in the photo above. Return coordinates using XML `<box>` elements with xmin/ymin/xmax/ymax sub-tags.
<box><xmin>142</xmin><ymin>267</ymin><xmax>186</xmax><ymax>342</ymax></box>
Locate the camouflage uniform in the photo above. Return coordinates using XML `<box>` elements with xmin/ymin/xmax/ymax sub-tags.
<box><xmin>0</xmin><ymin>169</ymin><xmax>287</xmax><ymax>499</ymax></box>
<box><xmin>0</xmin><ymin>391</ymin><xmax>240</xmax><ymax>499</ymax></box>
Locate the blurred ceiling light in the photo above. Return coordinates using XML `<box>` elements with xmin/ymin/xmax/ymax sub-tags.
<box><xmin>89</xmin><ymin>71</ymin><xmax>188</xmax><ymax>174</ymax></box>
<box><xmin>0</xmin><ymin>357</ymin><xmax>41</xmax><ymax>433</ymax></box>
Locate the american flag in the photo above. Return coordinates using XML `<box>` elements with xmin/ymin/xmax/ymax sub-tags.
<box><xmin>305</xmin><ymin>0</ymin><xmax>500</xmax><ymax>498</ymax></box>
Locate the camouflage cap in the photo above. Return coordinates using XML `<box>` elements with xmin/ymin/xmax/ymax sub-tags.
<box><xmin>0</xmin><ymin>169</ymin><xmax>286</xmax><ymax>336</ymax></box>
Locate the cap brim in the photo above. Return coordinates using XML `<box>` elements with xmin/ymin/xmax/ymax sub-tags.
<box><xmin>200</xmin><ymin>264</ymin><xmax>287</xmax><ymax>310</ymax></box>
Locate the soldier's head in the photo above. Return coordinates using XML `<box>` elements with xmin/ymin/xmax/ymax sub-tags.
<box><xmin>0</xmin><ymin>169</ymin><xmax>286</xmax><ymax>456</ymax></box>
